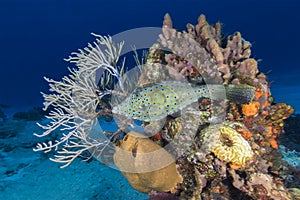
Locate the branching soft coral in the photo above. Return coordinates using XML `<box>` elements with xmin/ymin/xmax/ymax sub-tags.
<box><xmin>34</xmin><ymin>34</ymin><xmax>125</xmax><ymax>168</ymax></box>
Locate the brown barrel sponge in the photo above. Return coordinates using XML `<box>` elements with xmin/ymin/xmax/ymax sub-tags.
<box><xmin>114</xmin><ymin>131</ymin><xmax>182</xmax><ymax>193</ymax></box>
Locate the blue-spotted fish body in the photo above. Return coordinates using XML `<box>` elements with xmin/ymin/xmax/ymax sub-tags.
<box><xmin>112</xmin><ymin>81</ymin><xmax>254</xmax><ymax>122</ymax></box>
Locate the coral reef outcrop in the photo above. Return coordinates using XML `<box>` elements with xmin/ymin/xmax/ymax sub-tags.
<box><xmin>35</xmin><ymin>12</ymin><xmax>297</xmax><ymax>200</ymax></box>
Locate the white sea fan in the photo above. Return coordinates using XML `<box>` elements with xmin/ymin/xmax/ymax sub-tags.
<box><xmin>34</xmin><ymin>34</ymin><xmax>125</xmax><ymax>168</ymax></box>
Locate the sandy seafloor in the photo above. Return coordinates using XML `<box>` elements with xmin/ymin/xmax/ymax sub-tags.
<box><xmin>0</xmin><ymin>80</ymin><xmax>299</xmax><ymax>200</ymax></box>
<box><xmin>0</xmin><ymin>117</ymin><xmax>148</xmax><ymax>200</ymax></box>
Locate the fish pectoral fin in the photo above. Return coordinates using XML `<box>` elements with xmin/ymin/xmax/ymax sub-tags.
<box><xmin>148</xmin><ymin>103</ymin><xmax>165</xmax><ymax>121</ymax></box>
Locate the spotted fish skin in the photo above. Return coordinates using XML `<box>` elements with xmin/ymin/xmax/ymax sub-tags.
<box><xmin>112</xmin><ymin>81</ymin><xmax>254</xmax><ymax>122</ymax></box>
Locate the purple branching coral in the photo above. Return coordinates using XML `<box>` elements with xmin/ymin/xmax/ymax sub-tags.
<box><xmin>159</xmin><ymin>18</ymin><xmax>223</xmax><ymax>85</ymax></box>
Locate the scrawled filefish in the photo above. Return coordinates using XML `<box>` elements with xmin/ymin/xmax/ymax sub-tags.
<box><xmin>112</xmin><ymin>81</ymin><xmax>255</xmax><ymax>122</ymax></box>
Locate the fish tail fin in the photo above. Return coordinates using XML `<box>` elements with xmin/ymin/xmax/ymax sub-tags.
<box><xmin>225</xmin><ymin>84</ymin><xmax>255</xmax><ymax>104</ymax></box>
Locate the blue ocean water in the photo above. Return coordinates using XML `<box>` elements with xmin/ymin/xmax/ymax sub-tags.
<box><xmin>0</xmin><ymin>0</ymin><xmax>299</xmax><ymax>199</ymax></box>
<box><xmin>0</xmin><ymin>0</ymin><xmax>299</xmax><ymax>110</ymax></box>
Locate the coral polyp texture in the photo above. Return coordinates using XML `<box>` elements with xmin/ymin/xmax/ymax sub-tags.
<box><xmin>200</xmin><ymin>122</ymin><xmax>254</xmax><ymax>167</ymax></box>
<box><xmin>34</xmin><ymin>13</ymin><xmax>299</xmax><ymax>199</ymax></box>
